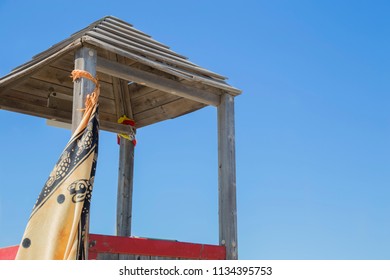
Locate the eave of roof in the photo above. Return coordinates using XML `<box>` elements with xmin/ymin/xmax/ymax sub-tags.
<box><xmin>0</xmin><ymin>16</ymin><xmax>242</xmax><ymax>132</ymax></box>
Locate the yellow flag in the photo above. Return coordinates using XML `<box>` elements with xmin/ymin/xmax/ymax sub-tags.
<box><xmin>16</xmin><ymin>73</ymin><xmax>99</xmax><ymax>260</ymax></box>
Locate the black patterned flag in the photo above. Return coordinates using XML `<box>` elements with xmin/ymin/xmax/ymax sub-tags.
<box><xmin>16</xmin><ymin>71</ymin><xmax>99</xmax><ymax>260</ymax></box>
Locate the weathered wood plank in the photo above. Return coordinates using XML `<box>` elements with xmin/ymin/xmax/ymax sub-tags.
<box><xmin>0</xmin><ymin>40</ymin><xmax>82</xmax><ymax>95</ymax></box>
<box><xmin>118</xmin><ymin>254</ymin><xmax>137</xmax><ymax>260</ymax></box>
<box><xmin>101</xmin><ymin>21</ymin><xmax>186</xmax><ymax>58</ymax></box>
<box><xmin>129</xmin><ymin>84</ymin><xmax>156</xmax><ymax>99</ymax></box>
<box><xmin>105</xmin><ymin>17</ymin><xmax>168</xmax><ymax>47</ymax></box>
<box><xmin>83</xmin><ymin>37</ymin><xmax>235</xmax><ymax>95</ymax></box>
<box><xmin>94</xmin><ymin>27</ymin><xmax>192</xmax><ymax>65</ymax></box>
<box><xmin>31</xmin><ymin>65</ymin><xmax>115</xmax><ymax>100</ymax></box>
<box><xmin>0</xmin><ymin>94</ymin><xmax>133</xmax><ymax>135</ymax></box>
<box><xmin>3</xmin><ymin>90</ymin><xmax>47</xmax><ymax>107</ymax></box>
<box><xmin>131</xmin><ymin>90</ymin><xmax>179</xmax><ymax>115</ymax></box>
<box><xmin>50</xmin><ymin>52</ymin><xmax>113</xmax><ymax>83</ymax></box>
<box><xmin>96</xmin><ymin>57</ymin><xmax>220</xmax><ymax>106</ymax></box>
<box><xmin>104</xmin><ymin>16</ymin><xmax>159</xmax><ymax>40</ymax></box>
<box><xmin>217</xmin><ymin>94</ymin><xmax>238</xmax><ymax>260</ymax></box>
<box><xmin>97</xmin><ymin>253</ymin><xmax>119</xmax><ymax>260</ymax></box>
<box><xmin>14</xmin><ymin>77</ymin><xmax>72</xmax><ymax>99</ymax></box>
<box><xmin>0</xmin><ymin>93</ymin><xmax>72</xmax><ymax>123</ymax></box>
<box><xmin>46</xmin><ymin>94</ymin><xmax>115</xmax><ymax>115</ymax></box>
<box><xmin>84</xmin><ymin>33</ymin><xmax>227</xmax><ymax>81</ymax></box>
<box><xmin>100</xmin><ymin>119</ymin><xmax>133</xmax><ymax>134</ymax></box>
<box><xmin>13</xmin><ymin>77</ymin><xmax>113</xmax><ymax>104</ymax></box>
<box><xmin>134</xmin><ymin>97</ymin><xmax>206</xmax><ymax>128</ymax></box>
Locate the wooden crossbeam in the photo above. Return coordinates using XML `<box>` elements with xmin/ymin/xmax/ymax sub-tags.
<box><xmin>96</xmin><ymin>57</ymin><xmax>221</xmax><ymax>106</ymax></box>
<box><xmin>0</xmin><ymin>95</ymin><xmax>133</xmax><ymax>135</ymax></box>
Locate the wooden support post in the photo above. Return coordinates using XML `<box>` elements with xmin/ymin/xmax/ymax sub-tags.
<box><xmin>71</xmin><ymin>47</ymin><xmax>96</xmax><ymax>260</ymax></box>
<box><xmin>114</xmin><ymin>54</ymin><xmax>136</xmax><ymax>237</ymax></box>
<box><xmin>117</xmin><ymin>138</ymin><xmax>135</xmax><ymax>236</ymax></box>
<box><xmin>71</xmin><ymin>47</ymin><xmax>97</xmax><ymax>133</ymax></box>
<box><xmin>218</xmin><ymin>93</ymin><xmax>238</xmax><ymax>260</ymax></box>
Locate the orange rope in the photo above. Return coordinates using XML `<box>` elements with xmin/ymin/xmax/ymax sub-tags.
<box><xmin>70</xmin><ymin>70</ymin><xmax>100</xmax><ymax>112</ymax></box>
<box><xmin>71</xmin><ymin>70</ymin><xmax>98</xmax><ymax>85</ymax></box>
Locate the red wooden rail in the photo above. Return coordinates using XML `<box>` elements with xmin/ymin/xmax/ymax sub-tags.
<box><xmin>0</xmin><ymin>234</ymin><xmax>226</xmax><ymax>260</ymax></box>
<box><xmin>88</xmin><ymin>234</ymin><xmax>226</xmax><ymax>260</ymax></box>
<box><xmin>0</xmin><ymin>245</ymin><xmax>19</xmax><ymax>260</ymax></box>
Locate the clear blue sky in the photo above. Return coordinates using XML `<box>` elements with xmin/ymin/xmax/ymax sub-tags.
<box><xmin>0</xmin><ymin>0</ymin><xmax>389</xmax><ymax>260</ymax></box>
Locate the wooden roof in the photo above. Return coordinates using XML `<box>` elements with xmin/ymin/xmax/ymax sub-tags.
<box><xmin>0</xmin><ymin>16</ymin><xmax>241</xmax><ymax>133</ymax></box>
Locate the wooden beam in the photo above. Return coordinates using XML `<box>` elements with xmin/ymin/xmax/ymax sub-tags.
<box><xmin>0</xmin><ymin>95</ymin><xmax>71</xmax><ymax>122</ymax></box>
<box><xmin>72</xmin><ymin>47</ymin><xmax>97</xmax><ymax>132</ymax></box>
<box><xmin>100</xmin><ymin>120</ymin><xmax>133</xmax><ymax>134</ymax></box>
<box><xmin>0</xmin><ymin>95</ymin><xmax>133</xmax><ymax>135</ymax></box>
<box><xmin>217</xmin><ymin>93</ymin><xmax>238</xmax><ymax>260</ymax></box>
<box><xmin>96</xmin><ymin>57</ymin><xmax>220</xmax><ymax>106</ymax></box>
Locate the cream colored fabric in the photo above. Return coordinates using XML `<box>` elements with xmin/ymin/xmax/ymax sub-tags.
<box><xmin>16</xmin><ymin>75</ymin><xmax>99</xmax><ymax>260</ymax></box>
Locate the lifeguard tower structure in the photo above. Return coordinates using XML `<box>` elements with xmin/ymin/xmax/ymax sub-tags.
<box><xmin>0</xmin><ymin>16</ymin><xmax>242</xmax><ymax>260</ymax></box>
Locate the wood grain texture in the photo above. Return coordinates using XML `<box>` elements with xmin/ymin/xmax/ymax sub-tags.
<box><xmin>114</xmin><ymin>54</ymin><xmax>136</xmax><ymax>238</ymax></box>
<box><xmin>96</xmin><ymin>56</ymin><xmax>220</xmax><ymax>106</ymax></box>
<box><xmin>218</xmin><ymin>94</ymin><xmax>238</xmax><ymax>260</ymax></box>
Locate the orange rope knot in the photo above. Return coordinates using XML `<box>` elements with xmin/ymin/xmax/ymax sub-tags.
<box><xmin>71</xmin><ymin>70</ymin><xmax>98</xmax><ymax>85</ymax></box>
<box><xmin>117</xmin><ymin>115</ymin><xmax>136</xmax><ymax>146</ymax></box>
<box><xmin>70</xmin><ymin>70</ymin><xmax>100</xmax><ymax>111</ymax></box>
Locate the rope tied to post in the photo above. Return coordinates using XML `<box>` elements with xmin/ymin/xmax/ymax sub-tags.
<box><xmin>71</xmin><ymin>70</ymin><xmax>100</xmax><ymax>114</ymax></box>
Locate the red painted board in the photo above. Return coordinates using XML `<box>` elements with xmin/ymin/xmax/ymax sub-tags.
<box><xmin>89</xmin><ymin>234</ymin><xmax>226</xmax><ymax>260</ymax></box>
<box><xmin>0</xmin><ymin>234</ymin><xmax>226</xmax><ymax>260</ymax></box>
<box><xmin>0</xmin><ymin>245</ymin><xmax>19</xmax><ymax>260</ymax></box>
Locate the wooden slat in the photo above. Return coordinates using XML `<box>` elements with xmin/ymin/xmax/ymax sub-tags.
<box><xmin>131</xmin><ymin>90</ymin><xmax>179</xmax><ymax>115</ymax></box>
<box><xmin>217</xmin><ymin>94</ymin><xmax>238</xmax><ymax>260</ymax></box>
<box><xmin>98</xmin><ymin>22</ymin><xmax>188</xmax><ymax>60</ymax></box>
<box><xmin>0</xmin><ymin>93</ymin><xmax>72</xmax><ymax>123</ymax></box>
<box><xmin>0</xmin><ymin>40</ymin><xmax>82</xmax><ymax>93</ymax></box>
<box><xmin>50</xmin><ymin>52</ymin><xmax>113</xmax><ymax>83</ymax></box>
<box><xmin>118</xmin><ymin>254</ymin><xmax>137</xmax><ymax>260</ymax></box>
<box><xmin>3</xmin><ymin>90</ymin><xmax>47</xmax><ymax>107</ymax></box>
<box><xmin>134</xmin><ymin>98</ymin><xmax>206</xmax><ymax>128</ymax></box>
<box><xmin>45</xmin><ymin>94</ymin><xmax>115</xmax><ymax>115</ymax></box>
<box><xmin>100</xmin><ymin>119</ymin><xmax>133</xmax><ymax>134</ymax></box>
<box><xmin>84</xmin><ymin>34</ymin><xmax>228</xmax><ymax>82</ymax></box>
<box><xmin>14</xmin><ymin>77</ymin><xmax>72</xmax><ymax>98</ymax></box>
<box><xmin>99</xmin><ymin>111</ymin><xmax>117</xmax><ymax>123</ymax></box>
<box><xmin>129</xmin><ymin>84</ymin><xmax>156</xmax><ymax>99</ymax></box>
<box><xmin>91</xmin><ymin>27</ymin><xmax>193</xmax><ymax>67</ymax></box>
<box><xmin>96</xmin><ymin>56</ymin><xmax>220</xmax><ymax>106</ymax></box>
<box><xmin>97</xmin><ymin>253</ymin><xmax>119</xmax><ymax>260</ymax></box>
<box><xmin>31</xmin><ymin>65</ymin><xmax>115</xmax><ymax>100</ymax></box>
<box><xmin>134</xmin><ymin>97</ymin><xmax>203</xmax><ymax>120</ymax></box>
<box><xmin>105</xmin><ymin>17</ymin><xmax>156</xmax><ymax>41</ymax></box>
<box><xmin>0</xmin><ymin>93</ymin><xmax>132</xmax><ymax>135</ymax></box>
